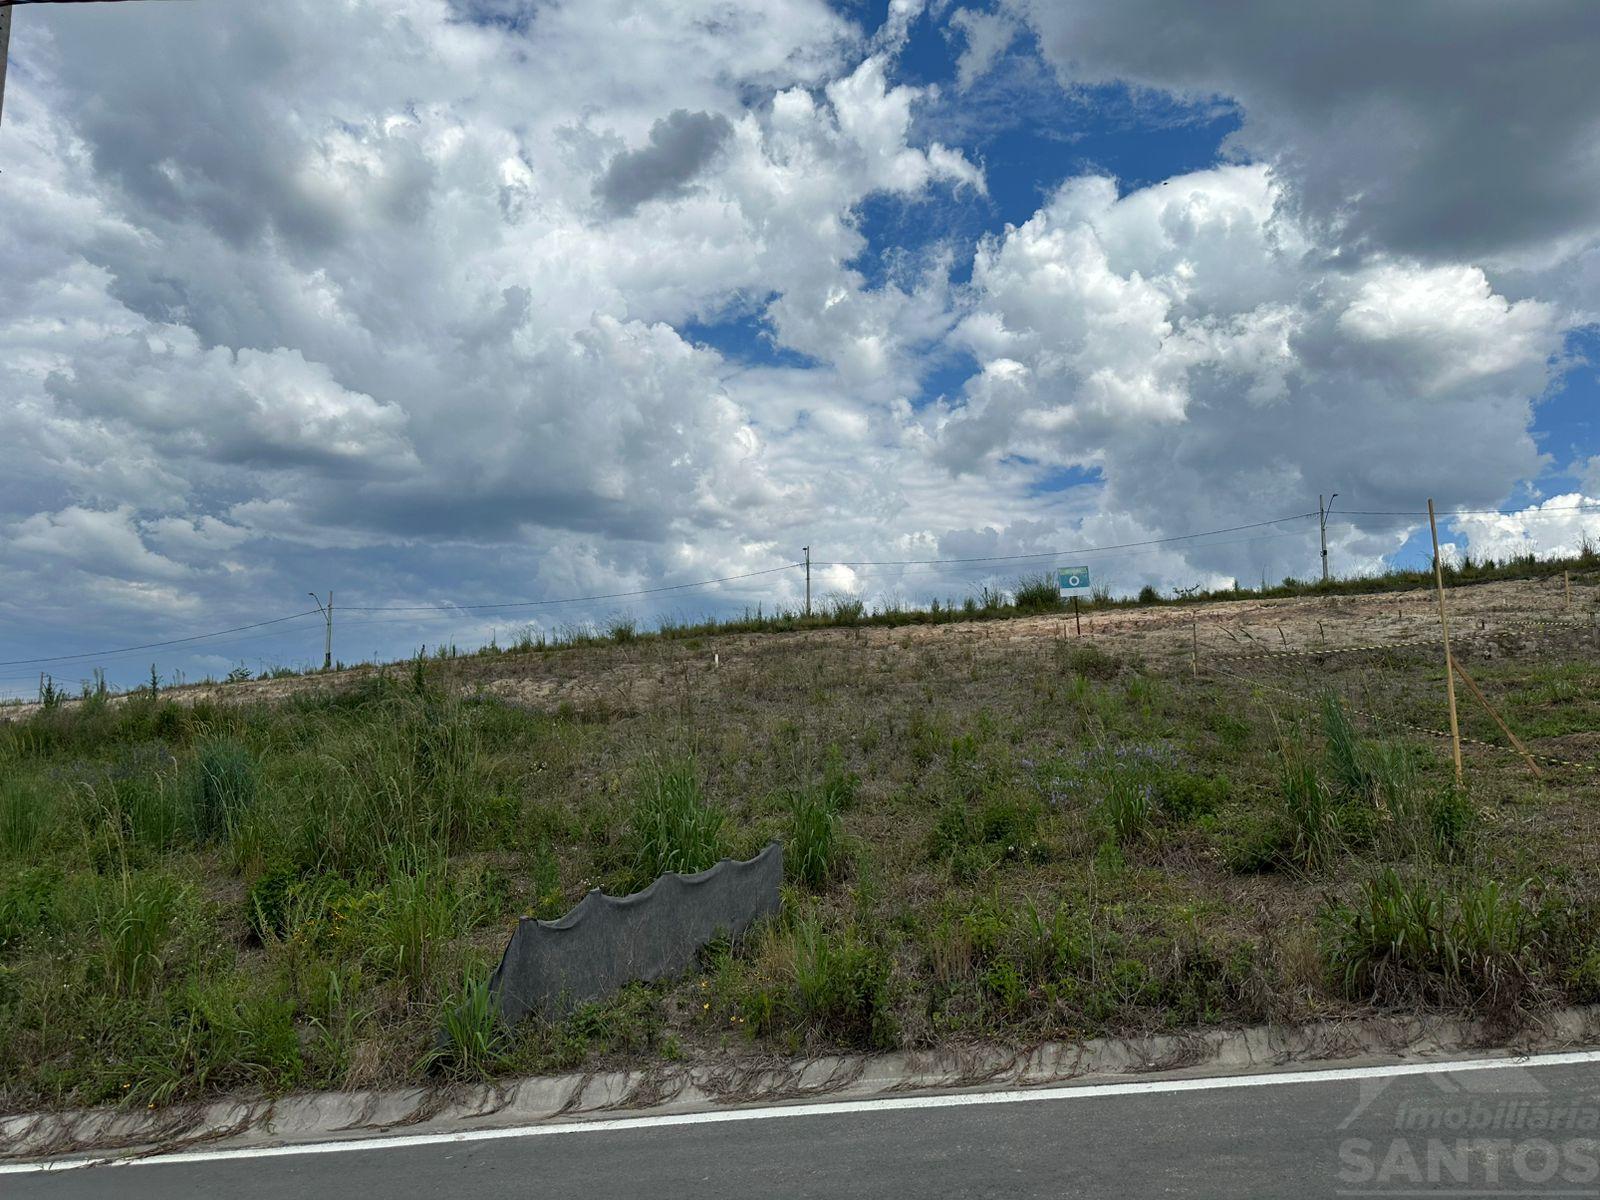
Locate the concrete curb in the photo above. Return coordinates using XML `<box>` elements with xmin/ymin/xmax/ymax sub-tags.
<box><xmin>6</xmin><ymin>1007</ymin><xmax>1599</xmax><ymax>1163</ymax></box>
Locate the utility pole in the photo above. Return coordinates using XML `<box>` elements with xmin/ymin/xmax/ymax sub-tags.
<box><xmin>309</xmin><ymin>591</ymin><xmax>333</xmax><ymax>671</ymax></box>
<box><xmin>1319</xmin><ymin>492</ymin><xmax>1338</xmax><ymax>584</ymax></box>
<box><xmin>802</xmin><ymin>546</ymin><xmax>811</xmax><ymax>618</ymax></box>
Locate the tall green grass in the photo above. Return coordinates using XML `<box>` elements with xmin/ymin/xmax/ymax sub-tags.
<box><xmin>629</xmin><ymin>758</ymin><xmax>726</xmax><ymax>885</ymax></box>
<box><xmin>93</xmin><ymin>873</ymin><xmax>184</xmax><ymax>996</ymax></box>
<box><xmin>1325</xmin><ymin>870</ymin><xmax>1533</xmax><ymax>1008</ymax></box>
<box><xmin>189</xmin><ymin>738</ymin><xmax>258</xmax><ymax>843</ymax></box>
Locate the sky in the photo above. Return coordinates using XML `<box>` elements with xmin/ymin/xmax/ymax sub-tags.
<box><xmin>1</xmin><ymin>0</ymin><xmax>1599</xmax><ymax>696</ymax></box>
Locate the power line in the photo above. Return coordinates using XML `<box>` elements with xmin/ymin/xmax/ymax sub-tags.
<box><xmin>811</xmin><ymin>512</ymin><xmax>1319</xmax><ymax>567</ymax></box>
<box><xmin>340</xmin><ymin>564</ymin><xmax>802</xmax><ymax>614</ymax></box>
<box><xmin>0</xmin><ymin>610</ymin><xmax>324</xmax><ymax>668</ymax></box>
<box><xmin>4</xmin><ymin>498</ymin><xmax>1594</xmax><ymax>675</ymax></box>
<box><xmin>0</xmin><ymin>566</ymin><xmax>804</xmax><ymax>668</ymax></box>
<box><xmin>1340</xmin><ymin>502</ymin><xmax>1600</xmax><ymax>518</ymax></box>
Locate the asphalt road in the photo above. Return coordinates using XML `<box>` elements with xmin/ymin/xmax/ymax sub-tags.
<box><xmin>9</xmin><ymin>1056</ymin><xmax>1600</xmax><ymax>1199</ymax></box>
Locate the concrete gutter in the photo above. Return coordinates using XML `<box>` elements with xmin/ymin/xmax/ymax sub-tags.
<box><xmin>5</xmin><ymin>1007</ymin><xmax>1598</xmax><ymax>1163</ymax></box>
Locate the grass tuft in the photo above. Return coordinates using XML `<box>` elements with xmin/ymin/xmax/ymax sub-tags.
<box><xmin>630</xmin><ymin>758</ymin><xmax>726</xmax><ymax>886</ymax></box>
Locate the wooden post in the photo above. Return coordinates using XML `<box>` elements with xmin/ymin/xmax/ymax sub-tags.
<box><xmin>1564</xmin><ymin>570</ymin><xmax>1571</xmax><ymax>610</ymax></box>
<box><xmin>1452</xmin><ymin>660</ymin><xmax>1543</xmax><ymax>779</ymax></box>
<box><xmin>1073</xmin><ymin>595</ymin><xmax>1081</xmax><ymax>637</ymax></box>
<box><xmin>1427</xmin><ymin>499</ymin><xmax>1464</xmax><ymax>785</ymax></box>
<box><xmin>1191</xmin><ymin>619</ymin><xmax>1198</xmax><ymax>678</ymax></box>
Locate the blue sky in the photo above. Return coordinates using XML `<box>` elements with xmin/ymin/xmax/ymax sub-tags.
<box><xmin>1</xmin><ymin>0</ymin><xmax>1597</xmax><ymax>698</ymax></box>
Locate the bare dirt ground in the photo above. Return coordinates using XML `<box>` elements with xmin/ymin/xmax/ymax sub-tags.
<box><xmin>7</xmin><ymin>574</ymin><xmax>1585</xmax><ymax>724</ymax></box>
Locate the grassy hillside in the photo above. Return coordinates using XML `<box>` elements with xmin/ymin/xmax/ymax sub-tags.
<box><xmin>2</xmin><ymin>575</ymin><xmax>1598</xmax><ymax>1114</ymax></box>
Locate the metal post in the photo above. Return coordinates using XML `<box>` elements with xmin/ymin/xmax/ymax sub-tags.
<box><xmin>1427</xmin><ymin>500</ymin><xmax>1464</xmax><ymax>785</ymax></box>
<box><xmin>803</xmin><ymin>546</ymin><xmax>811</xmax><ymax>618</ymax></box>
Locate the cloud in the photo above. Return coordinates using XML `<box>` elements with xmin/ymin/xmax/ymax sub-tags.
<box><xmin>1009</xmin><ymin>0</ymin><xmax>1600</xmax><ymax>269</ymax></box>
<box><xmin>1451</xmin><ymin>495</ymin><xmax>1600</xmax><ymax>562</ymax></box>
<box><xmin>595</xmin><ymin>109</ymin><xmax>734</xmax><ymax>216</ymax></box>
<box><xmin>930</xmin><ymin>163</ymin><xmax>1569</xmax><ymax>584</ymax></box>
<box><xmin>0</xmin><ymin>0</ymin><xmax>1590</xmax><ymax>686</ymax></box>
<box><xmin>948</xmin><ymin>7</ymin><xmax>1021</xmax><ymax>91</ymax></box>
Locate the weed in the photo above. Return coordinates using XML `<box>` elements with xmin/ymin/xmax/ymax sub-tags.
<box><xmin>629</xmin><ymin>758</ymin><xmax>725</xmax><ymax>885</ymax></box>
<box><xmin>424</xmin><ymin>973</ymin><xmax>509</xmax><ymax>1079</ymax></box>
<box><xmin>94</xmin><ymin>874</ymin><xmax>183</xmax><ymax>996</ymax></box>
<box><xmin>0</xmin><ymin>780</ymin><xmax>47</xmax><ymax>856</ymax></box>
<box><xmin>1061</xmin><ymin>643</ymin><xmax>1119</xmax><ymax>680</ymax></box>
<box><xmin>788</xmin><ymin>916</ymin><xmax>896</xmax><ymax>1048</ymax></box>
<box><xmin>1325</xmin><ymin>870</ymin><xmax>1535</xmax><ymax>1010</ymax></box>
<box><xmin>0</xmin><ymin>867</ymin><xmax>58</xmax><ymax>954</ymax></box>
<box><xmin>786</xmin><ymin>786</ymin><xmax>842</xmax><ymax>890</ymax></box>
<box><xmin>369</xmin><ymin>861</ymin><xmax>463</xmax><ymax>996</ymax></box>
<box><xmin>189</xmin><ymin>739</ymin><xmax>259</xmax><ymax>843</ymax></box>
<box><xmin>1321</xmin><ymin>692</ymin><xmax>1375</xmax><ymax>802</ymax></box>
<box><xmin>1279</xmin><ymin>734</ymin><xmax>1336</xmax><ymax>869</ymax></box>
<box><xmin>1012</xmin><ymin>574</ymin><xmax>1061</xmax><ymax>613</ymax></box>
<box><xmin>1101</xmin><ymin>772</ymin><xmax>1155</xmax><ymax>843</ymax></box>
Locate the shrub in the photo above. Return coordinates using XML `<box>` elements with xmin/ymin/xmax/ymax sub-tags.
<box><xmin>789</xmin><ymin>917</ymin><xmax>896</xmax><ymax>1048</ymax></box>
<box><xmin>1324</xmin><ymin>870</ymin><xmax>1535</xmax><ymax>1009</ymax></box>
<box><xmin>1219</xmin><ymin>810</ymin><xmax>1291</xmax><ymax>874</ymax></box>
<box><xmin>1160</xmin><ymin>771</ymin><xmax>1230</xmax><ymax>821</ymax></box>
<box><xmin>629</xmin><ymin>758</ymin><xmax>726</xmax><ymax>885</ymax></box>
<box><xmin>0</xmin><ymin>867</ymin><xmax>59</xmax><ymax>954</ymax></box>
<box><xmin>929</xmin><ymin>793</ymin><xmax>1044</xmax><ymax>865</ymax></box>
<box><xmin>1061</xmin><ymin>643</ymin><xmax>1120</xmax><ymax>680</ymax></box>
<box><xmin>1011</xmin><ymin>573</ymin><xmax>1061</xmax><ymax>613</ymax></box>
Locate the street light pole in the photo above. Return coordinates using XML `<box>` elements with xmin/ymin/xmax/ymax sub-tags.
<box><xmin>1319</xmin><ymin>492</ymin><xmax>1339</xmax><ymax>584</ymax></box>
<box><xmin>309</xmin><ymin>592</ymin><xmax>333</xmax><ymax>672</ymax></box>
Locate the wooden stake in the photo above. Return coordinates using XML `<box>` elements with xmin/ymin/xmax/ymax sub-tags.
<box><xmin>1427</xmin><ymin>499</ymin><xmax>1465</xmax><ymax>785</ymax></box>
<box><xmin>1451</xmin><ymin>660</ymin><xmax>1543</xmax><ymax>779</ymax></box>
<box><xmin>1191</xmin><ymin>619</ymin><xmax>1199</xmax><ymax>678</ymax></box>
<box><xmin>1564</xmin><ymin>570</ymin><xmax>1571</xmax><ymax>610</ymax></box>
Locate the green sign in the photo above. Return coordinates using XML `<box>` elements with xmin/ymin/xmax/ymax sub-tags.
<box><xmin>1058</xmin><ymin>565</ymin><xmax>1091</xmax><ymax>596</ymax></box>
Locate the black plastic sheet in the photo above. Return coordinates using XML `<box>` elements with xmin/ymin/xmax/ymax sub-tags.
<box><xmin>489</xmin><ymin>843</ymin><xmax>784</xmax><ymax>1025</ymax></box>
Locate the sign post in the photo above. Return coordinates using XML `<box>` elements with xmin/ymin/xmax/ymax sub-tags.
<box><xmin>1058</xmin><ymin>566</ymin><xmax>1091</xmax><ymax>637</ymax></box>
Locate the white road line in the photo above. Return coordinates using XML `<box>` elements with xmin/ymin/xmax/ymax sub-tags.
<box><xmin>5</xmin><ymin>1048</ymin><xmax>1600</xmax><ymax>1176</ymax></box>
